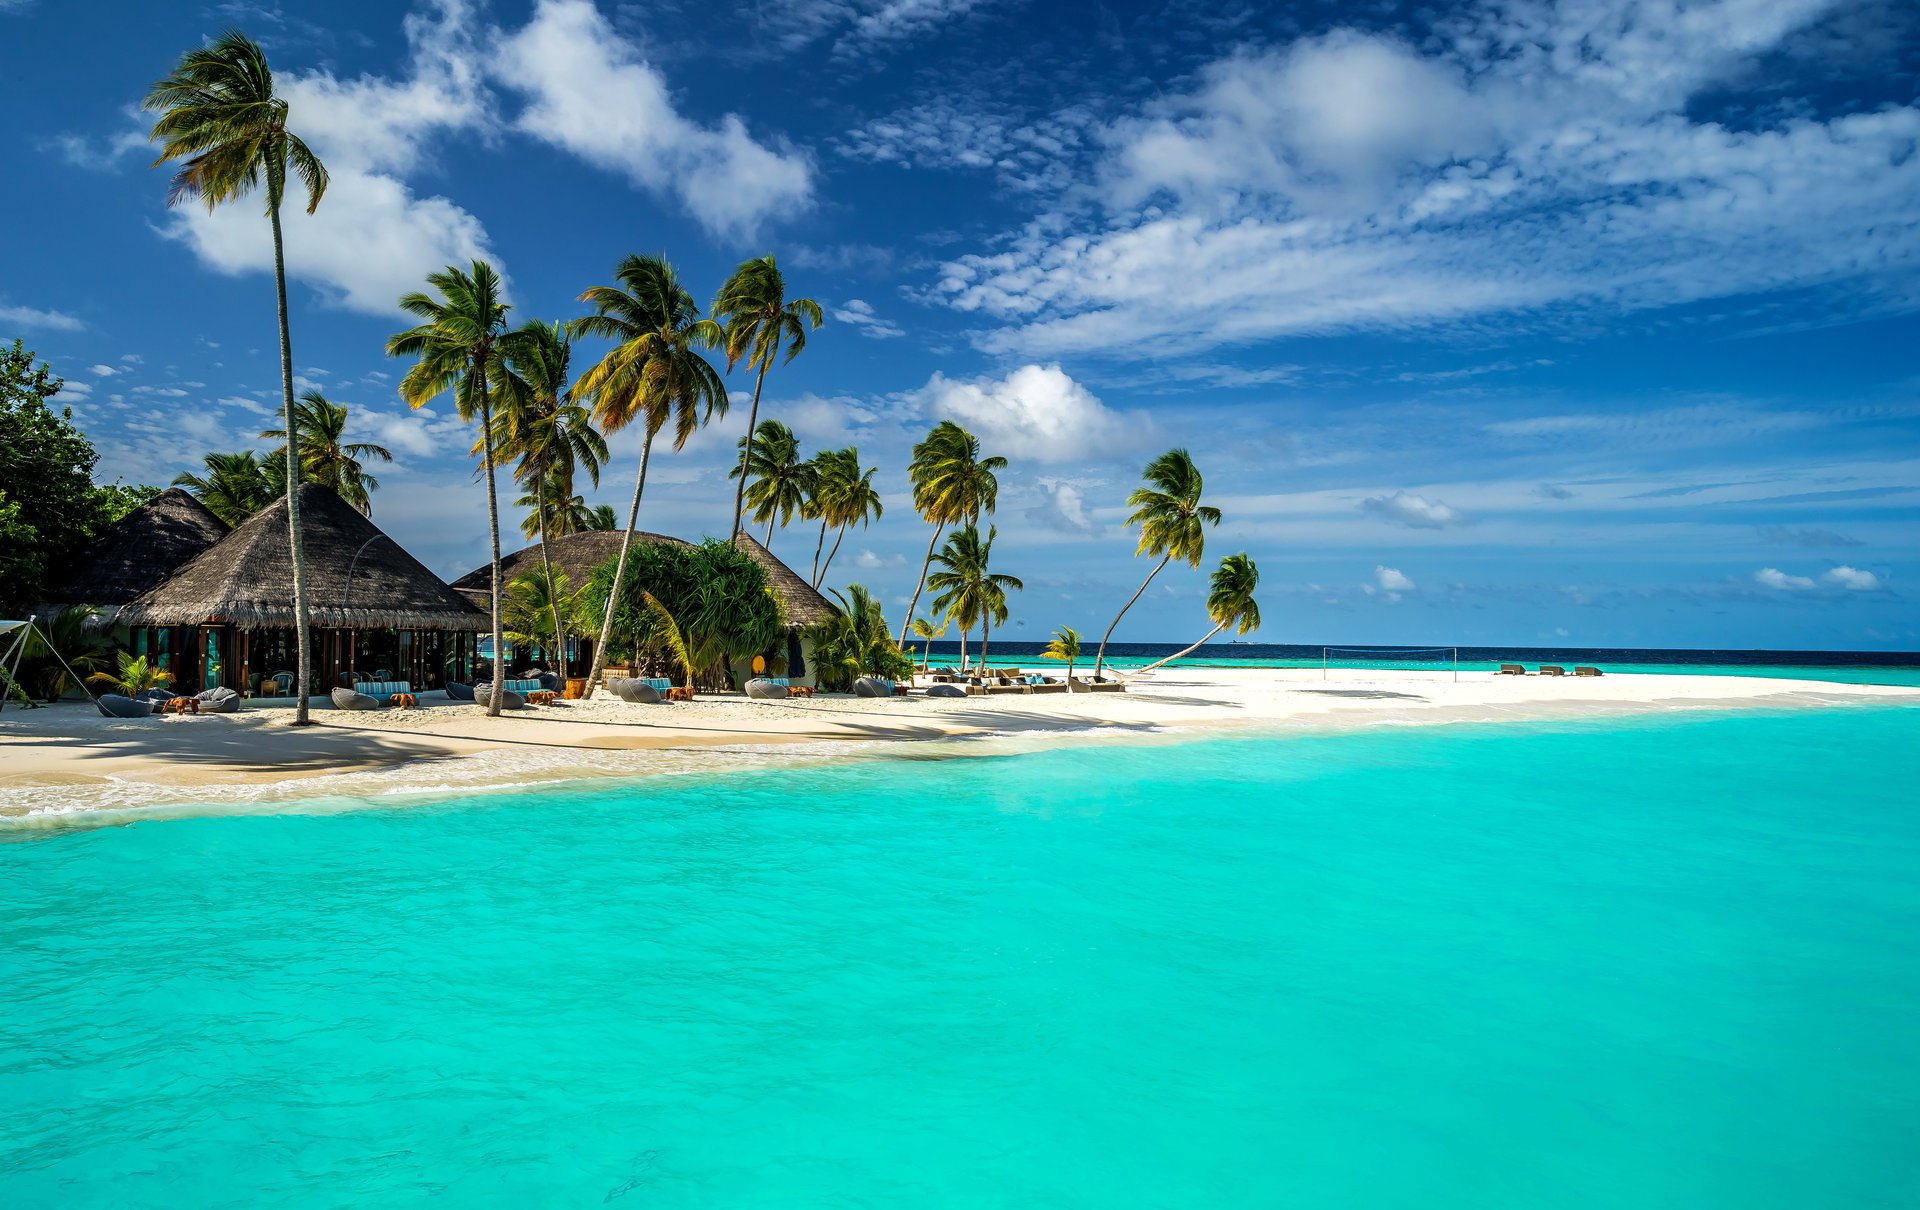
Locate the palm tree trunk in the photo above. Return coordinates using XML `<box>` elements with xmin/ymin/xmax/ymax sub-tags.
<box><xmin>1136</xmin><ymin>621</ymin><xmax>1227</xmax><ymax>674</ymax></box>
<box><xmin>479</xmin><ymin>378</ymin><xmax>505</xmax><ymax>720</ymax></box>
<box><xmin>582</xmin><ymin>428</ymin><xmax>654</xmax><ymax>699</ymax></box>
<box><xmin>980</xmin><ymin>618</ymin><xmax>990</xmax><ymax>668</ymax></box>
<box><xmin>957</xmin><ymin>625</ymin><xmax>967</xmax><ymax>673</ymax></box>
<box><xmin>810</xmin><ymin>518</ymin><xmax>828</xmax><ymax>585</ymax></box>
<box><xmin>817</xmin><ymin>524</ymin><xmax>848</xmax><ymax>589</ymax></box>
<box><xmin>1094</xmin><ymin>553</ymin><xmax>1170</xmax><ymax>680</ymax></box>
<box><xmin>764</xmin><ymin>513</ymin><xmax>776</xmax><ymax>549</ymax></box>
<box><xmin>897</xmin><ymin>523</ymin><xmax>945</xmax><ymax>646</ymax></box>
<box><xmin>268</xmin><ymin>193</ymin><xmax>314</xmax><ymax>726</ymax></box>
<box><xmin>729</xmin><ymin>361</ymin><xmax>770</xmax><ymax>543</ymax></box>
<box><xmin>536</xmin><ymin>470</ymin><xmax>565</xmax><ymax>677</ymax></box>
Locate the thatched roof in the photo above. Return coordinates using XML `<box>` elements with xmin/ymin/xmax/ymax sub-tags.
<box><xmin>45</xmin><ymin>488</ymin><xmax>229</xmax><ymax>610</ymax></box>
<box><xmin>453</xmin><ymin>528</ymin><xmax>837</xmax><ymax>628</ymax></box>
<box><xmin>117</xmin><ymin>483</ymin><xmax>487</xmax><ymax>631</ymax></box>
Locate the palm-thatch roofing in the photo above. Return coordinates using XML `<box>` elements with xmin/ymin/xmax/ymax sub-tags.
<box><xmin>117</xmin><ymin>483</ymin><xmax>487</xmax><ymax>631</ymax></box>
<box><xmin>45</xmin><ymin>488</ymin><xmax>229</xmax><ymax>613</ymax></box>
<box><xmin>452</xmin><ymin>529</ymin><xmax>837</xmax><ymax>628</ymax></box>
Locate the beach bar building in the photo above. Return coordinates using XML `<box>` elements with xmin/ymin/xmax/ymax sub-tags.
<box><xmin>114</xmin><ymin>483</ymin><xmax>487</xmax><ymax>697</ymax></box>
<box><xmin>44</xmin><ymin>486</ymin><xmax>230</xmax><ymax>628</ymax></box>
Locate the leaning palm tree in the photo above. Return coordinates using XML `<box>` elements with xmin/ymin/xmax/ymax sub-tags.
<box><xmin>1094</xmin><ymin>449</ymin><xmax>1221</xmax><ymax>680</ymax></box>
<box><xmin>172</xmin><ymin>450</ymin><xmax>272</xmax><ymax>525</ymax></box>
<box><xmin>489</xmin><ymin>320</ymin><xmax>606</xmax><ymax>670</ymax></box>
<box><xmin>730</xmin><ymin>420</ymin><xmax>809</xmax><ymax>549</ymax></box>
<box><xmin>808</xmin><ymin>447</ymin><xmax>883</xmax><ymax>588</ymax></box>
<box><xmin>1137</xmin><ymin>554</ymin><xmax>1261</xmax><ymax>673</ymax></box>
<box><xmin>386</xmin><ymin>260</ymin><xmax>512</xmax><ymax>717</ymax></box>
<box><xmin>571</xmin><ymin>254</ymin><xmax>726</xmax><ymax>698</ymax></box>
<box><xmin>908</xmin><ymin>615</ymin><xmax>947</xmax><ymax>672</ymax></box>
<box><xmin>712</xmin><ymin>255</ymin><xmax>822</xmax><ymax>542</ymax></box>
<box><xmin>146</xmin><ymin>29</ymin><xmax>328</xmax><ymax>723</ymax></box>
<box><xmin>260</xmin><ymin>391</ymin><xmax>393</xmax><ymax>514</ymax></box>
<box><xmin>927</xmin><ymin>524</ymin><xmax>1023</xmax><ymax>671</ymax></box>
<box><xmin>1040</xmin><ymin>626</ymin><xmax>1083</xmax><ymax>681</ymax></box>
<box><xmin>899</xmin><ymin>421</ymin><xmax>1006</xmax><ymax>646</ymax></box>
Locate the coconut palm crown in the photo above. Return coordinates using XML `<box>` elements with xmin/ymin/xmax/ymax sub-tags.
<box><xmin>1137</xmin><ymin>553</ymin><xmax>1261</xmax><ymax>673</ymax></box>
<box><xmin>899</xmin><ymin>420</ymin><xmax>1007</xmax><ymax>645</ymax></box>
<box><xmin>713</xmin><ymin>255</ymin><xmax>822</xmax><ymax>542</ymax></box>
<box><xmin>1094</xmin><ymin>448</ymin><xmax>1221</xmax><ymax>678</ymax></box>
<box><xmin>808</xmin><ymin>446</ymin><xmax>883</xmax><ymax>588</ymax></box>
<box><xmin>729</xmin><ymin>420</ymin><xmax>809</xmax><ymax>550</ymax></box>
<box><xmin>261</xmin><ymin>391</ymin><xmax>393</xmax><ymax>515</ymax></box>
<box><xmin>927</xmin><ymin>523</ymin><xmax>1023</xmax><ymax>670</ymax></box>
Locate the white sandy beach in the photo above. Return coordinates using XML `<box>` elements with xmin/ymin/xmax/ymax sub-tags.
<box><xmin>3</xmin><ymin>667</ymin><xmax>1915</xmax><ymax>821</ymax></box>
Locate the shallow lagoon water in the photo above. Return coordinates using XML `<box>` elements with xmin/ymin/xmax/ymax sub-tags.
<box><xmin>4</xmin><ymin>706</ymin><xmax>1918</xmax><ymax>1207</ymax></box>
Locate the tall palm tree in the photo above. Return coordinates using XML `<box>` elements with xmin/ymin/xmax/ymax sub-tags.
<box><xmin>1137</xmin><ymin>554</ymin><xmax>1261</xmax><ymax>672</ymax></box>
<box><xmin>571</xmin><ymin>254</ymin><xmax>726</xmax><ymax>698</ymax></box>
<box><xmin>807</xmin><ymin>447</ymin><xmax>883</xmax><ymax>589</ymax></box>
<box><xmin>172</xmin><ymin>450</ymin><xmax>273</xmax><ymax>525</ymax></box>
<box><xmin>899</xmin><ymin>421</ymin><xmax>1006</xmax><ymax>646</ymax></box>
<box><xmin>927</xmin><ymin>524</ymin><xmax>1023</xmax><ymax>671</ymax></box>
<box><xmin>260</xmin><ymin>391</ymin><xmax>393</xmax><ymax>514</ymax></box>
<box><xmin>730</xmin><ymin>420</ymin><xmax>809</xmax><ymax>549</ymax></box>
<box><xmin>1094</xmin><ymin>449</ymin><xmax>1221</xmax><ymax>680</ymax></box>
<box><xmin>489</xmin><ymin>321</ymin><xmax>606</xmax><ymax>669</ymax></box>
<box><xmin>908</xmin><ymin>615</ymin><xmax>947</xmax><ymax>672</ymax></box>
<box><xmin>712</xmin><ymin>255</ymin><xmax>822</xmax><ymax>542</ymax></box>
<box><xmin>1040</xmin><ymin>626</ymin><xmax>1083</xmax><ymax>681</ymax></box>
<box><xmin>146</xmin><ymin>29</ymin><xmax>328</xmax><ymax>723</ymax></box>
<box><xmin>386</xmin><ymin>260</ymin><xmax>512</xmax><ymax>717</ymax></box>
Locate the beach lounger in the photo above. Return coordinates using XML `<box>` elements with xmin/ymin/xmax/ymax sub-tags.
<box><xmin>1574</xmin><ymin>666</ymin><xmax>1603</xmax><ymax>677</ymax></box>
<box><xmin>1498</xmin><ymin>663</ymin><xmax>1526</xmax><ymax>675</ymax></box>
<box><xmin>1538</xmin><ymin>665</ymin><xmax>1566</xmax><ymax>676</ymax></box>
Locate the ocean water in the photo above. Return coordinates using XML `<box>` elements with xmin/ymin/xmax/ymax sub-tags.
<box><xmin>4</xmin><ymin>706</ymin><xmax>1919</xmax><ymax>1207</ymax></box>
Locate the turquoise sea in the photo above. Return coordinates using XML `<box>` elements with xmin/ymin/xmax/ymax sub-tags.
<box><xmin>5</xmin><ymin>706</ymin><xmax>1919</xmax><ymax>1207</ymax></box>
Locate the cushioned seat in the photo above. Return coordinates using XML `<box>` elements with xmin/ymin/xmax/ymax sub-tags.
<box><xmin>745</xmin><ymin>678</ymin><xmax>788</xmax><ymax>700</ymax></box>
<box><xmin>853</xmin><ymin>677</ymin><xmax>895</xmax><ymax>698</ymax></box>
<box><xmin>136</xmin><ymin>687</ymin><xmax>176</xmax><ymax>703</ymax></box>
<box><xmin>610</xmin><ymin>678</ymin><xmax>663</xmax><ymax>704</ymax></box>
<box><xmin>331</xmin><ymin>687</ymin><xmax>381</xmax><ymax>711</ymax></box>
<box><xmin>924</xmin><ymin>683</ymin><xmax>967</xmax><ymax>699</ymax></box>
<box><xmin>474</xmin><ymin>684</ymin><xmax>526</xmax><ymax>710</ymax></box>
<box><xmin>444</xmin><ymin>681</ymin><xmax>475</xmax><ymax>701</ymax></box>
<box><xmin>195</xmin><ymin>686</ymin><xmax>241</xmax><ymax>713</ymax></box>
<box><xmin>97</xmin><ymin>694</ymin><xmax>154</xmax><ymax>718</ymax></box>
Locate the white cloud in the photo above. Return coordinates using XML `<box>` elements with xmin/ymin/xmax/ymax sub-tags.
<box><xmin>1823</xmin><ymin>566</ymin><xmax>1882</xmax><ymax>591</ymax></box>
<box><xmin>896</xmin><ymin>363</ymin><xmax>1140</xmax><ymax>462</ymax></box>
<box><xmin>52</xmin><ymin>378</ymin><xmax>92</xmax><ymax>401</ymax></box>
<box><xmin>496</xmin><ymin>0</ymin><xmax>812</xmax><ymax>239</ymax></box>
<box><xmin>88</xmin><ymin>364</ymin><xmax>118</xmax><ymax>377</ymax></box>
<box><xmin>1375</xmin><ymin>565</ymin><xmax>1416</xmax><ymax>592</ymax></box>
<box><xmin>1360</xmin><ymin>490</ymin><xmax>1466</xmax><ymax>528</ymax></box>
<box><xmin>119</xmin><ymin>353</ymin><xmax>141</xmax><ymax>364</ymax></box>
<box><xmin>1025</xmin><ymin>478</ymin><xmax>1096</xmax><ymax>534</ymax></box>
<box><xmin>854</xmin><ymin>548</ymin><xmax>905</xmax><ymax>568</ymax></box>
<box><xmin>831</xmin><ymin>299</ymin><xmax>905</xmax><ymax>339</ymax></box>
<box><xmin>1755</xmin><ymin>567</ymin><xmax>1817</xmax><ymax>590</ymax></box>
<box><xmin>758</xmin><ymin>0</ymin><xmax>992</xmax><ymax>57</ymax></box>
<box><xmin>45</xmin><ymin>127</ymin><xmax>147</xmax><ymax>172</ymax></box>
<box><xmin>0</xmin><ymin>304</ymin><xmax>83</xmax><ymax>332</ymax></box>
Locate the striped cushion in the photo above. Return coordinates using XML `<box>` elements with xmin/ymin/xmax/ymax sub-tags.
<box><xmin>355</xmin><ymin>680</ymin><xmax>412</xmax><ymax>697</ymax></box>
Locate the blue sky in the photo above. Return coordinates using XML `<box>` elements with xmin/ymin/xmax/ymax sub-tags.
<box><xmin>4</xmin><ymin>0</ymin><xmax>1917</xmax><ymax>650</ymax></box>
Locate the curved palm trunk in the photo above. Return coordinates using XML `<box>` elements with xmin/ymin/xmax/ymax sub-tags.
<box><xmin>729</xmin><ymin>361</ymin><xmax>771</xmax><ymax>544</ymax></box>
<box><xmin>764</xmin><ymin>513</ymin><xmax>776</xmax><ymax>549</ymax></box>
<box><xmin>897</xmin><ymin>523</ymin><xmax>945</xmax><ymax>646</ymax></box>
<box><xmin>535</xmin><ymin>470</ymin><xmax>565</xmax><ymax>676</ymax></box>
<box><xmin>478</xmin><ymin>381</ymin><xmax>505</xmax><ymax>720</ymax></box>
<box><xmin>810</xmin><ymin>518</ymin><xmax>828</xmax><ymax>585</ymax></box>
<box><xmin>582</xmin><ymin>428</ymin><xmax>654</xmax><ymax>698</ymax></box>
<box><xmin>817</xmin><ymin>524</ymin><xmax>848</xmax><ymax>589</ymax></box>
<box><xmin>979</xmin><ymin>619</ymin><xmax>990</xmax><ymax>669</ymax></box>
<box><xmin>956</xmin><ymin>625</ymin><xmax>967</xmax><ymax>673</ymax></box>
<box><xmin>1094</xmin><ymin>553</ymin><xmax>1171</xmax><ymax>680</ymax></box>
<box><xmin>1136</xmin><ymin>620</ymin><xmax>1227</xmax><ymax>674</ymax></box>
<box><xmin>268</xmin><ymin>196</ymin><xmax>314</xmax><ymax>726</ymax></box>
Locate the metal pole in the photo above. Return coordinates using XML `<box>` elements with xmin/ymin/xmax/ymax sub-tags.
<box><xmin>341</xmin><ymin>534</ymin><xmax>389</xmax><ymax>684</ymax></box>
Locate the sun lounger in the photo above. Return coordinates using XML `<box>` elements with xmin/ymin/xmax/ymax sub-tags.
<box><xmin>1498</xmin><ymin>663</ymin><xmax>1526</xmax><ymax>675</ymax></box>
<box><xmin>1574</xmin><ymin>665</ymin><xmax>1603</xmax><ymax>677</ymax></box>
<box><xmin>1538</xmin><ymin>665</ymin><xmax>1566</xmax><ymax>676</ymax></box>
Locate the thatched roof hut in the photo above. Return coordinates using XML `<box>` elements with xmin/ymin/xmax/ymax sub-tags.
<box><xmin>452</xmin><ymin>529</ymin><xmax>837</xmax><ymax>628</ymax></box>
<box><xmin>45</xmin><ymin>487</ymin><xmax>229</xmax><ymax>613</ymax></box>
<box><xmin>118</xmin><ymin>483</ymin><xmax>487</xmax><ymax>631</ymax></box>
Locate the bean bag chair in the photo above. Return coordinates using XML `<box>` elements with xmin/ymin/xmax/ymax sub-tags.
<box><xmin>136</xmin><ymin>687</ymin><xmax>176</xmax><ymax>703</ymax></box>
<box><xmin>610</xmin><ymin>678</ymin><xmax>662</xmax><ymax>704</ymax></box>
<box><xmin>331</xmin><ymin>687</ymin><xmax>381</xmax><ymax>711</ymax></box>
<box><xmin>97</xmin><ymin>694</ymin><xmax>154</xmax><ymax>718</ymax></box>
<box><xmin>535</xmin><ymin>672</ymin><xmax>562</xmax><ymax>692</ymax></box>
<box><xmin>853</xmin><ymin>677</ymin><xmax>895</xmax><ymax>698</ymax></box>
<box><xmin>745</xmin><ymin>678</ymin><xmax>788</xmax><ymax>700</ymax></box>
<box><xmin>924</xmin><ymin>683</ymin><xmax>967</xmax><ymax>699</ymax></box>
<box><xmin>474</xmin><ymin>684</ymin><xmax>526</xmax><ymax>710</ymax></box>
<box><xmin>195</xmin><ymin>686</ymin><xmax>241</xmax><ymax>714</ymax></box>
<box><xmin>444</xmin><ymin>681</ymin><xmax>475</xmax><ymax>702</ymax></box>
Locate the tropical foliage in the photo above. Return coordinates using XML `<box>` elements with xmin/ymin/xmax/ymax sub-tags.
<box><xmin>806</xmin><ymin>585</ymin><xmax>912</xmax><ymax>692</ymax></box>
<box><xmin>172</xmin><ymin>450</ymin><xmax>278</xmax><ymax>525</ymax></box>
<box><xmin>261</xmin><ymin>390</ymin><xmax>392</xmax><ymax>514</ymax></box>
<box><xmin>712</xmin><ymin>255</ymin><xmax>821</xmax><ymax>541</ymax></box>
<box><xmin>1040</xmin><ymin>626</ymin><xmax>1083</xmax><ymax>681</ymax></box>
<box><xmin>582</xmin><ymin>539</ymin><xmax>782</xmax><ymax>690</ymax></box>
<box><xmin>927</xmin><ymin>524</ymin><xmax>1023</xmax><ymax>669</ymax></box>
<box><xmin>87</xmin><ymin>651</ymin><xmax>174</xmax><ymax>698</ymax></box>
<box><xmin>807</xmin><ymin>446</ymin><xmax>882</xmax><ymax>588</ymax></box>
<box><xmin>9</xmin><ymin>607</ymin><xmax>110</xmax><ymax>702</ymax></box>
<box><xmin>503</xmin><ymin>567</ymin><xmax>589</xmax><ymax>658</ymax></box>
<box><xmin>1094</xmin><ymin>449</ymin><xmax>1221</xmax><ymax>678</ymax></box>
<box><xmin>146</xmin><ymin>28</ymin><xmax>327</xmax><ymax>724</ymax></box>
<box><xmin>1136</xmin><ymin>554</ymin><xmax>1261</xmax><ymax>673</ymax></box>
<box><xmin>900</xmin><ymin>420</ymin><xmax>1005</xmax><ymax>644</ymax></box>
<box><xmin>731</xmin><ymin>419</ymin><xmax>809</xmax><ymax>549</ymax></box>
<box><xmin>908</xmin><ymin>615</ymin><xmax>947</xmax><ymax>672</ymax></box>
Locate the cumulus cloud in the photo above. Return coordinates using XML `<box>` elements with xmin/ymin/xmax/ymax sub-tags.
<box><xmin>88</xmin><ymin>364</ymin><xmax>118</xmax><ymax>377</ymax></box>
<box><xmin>832</xmin><ymin>299</ymin><xmax>904</xmax><ymax>339</ymax></box>
<box><xmin>1359</xmin><ymin>490</ymin><xmax>1465</xmax><ymax>528</ymax></box>
<box><xmin>897</xmin><ymin>363</ymin><xmax>1141</xmax><ymax>462</ymax></box>
<box><xmin>854</xmin><ymin>548</ymin><xmax>905</xmax><ymax>568</ymax></box>
<box><xmin>52</xmin><ymin>378</ymin><xmax>92</xmax><ymax>401</ymax></box>
<box><xmin>497</xmin><ymin>0</ymin><xmax>812</xmax><ymax>239</ymax></box>
<box><xmin>1374</xmin><ymin>566</ymin><xmax>1416</xmax><ymax>592</ymax></box>
<box><xmin>0</xmin><ymin>304</ymin><xmax>84</xmax><ymax>331</ymax></box>
<box><xmin>1823</xmin><ymin>566</ymin><xmax>1882</xmax><ymax>591</ymax></box>
<box><xmin>757</xmin><ymin>0</ymin><xmax>993</xmax><ymax>58</ymax></box>
<box><xmin>1025</xmin><ymin>478</ymin><xmax>1096</xmax><ymax>534</ymax></box>
<box><xmin>1755</xmin><ymin>567</ymin><xmax>1816</xmax><ymax>590</ymax></box>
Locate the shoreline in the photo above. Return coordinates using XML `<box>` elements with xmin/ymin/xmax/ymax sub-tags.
<box><xmin>4</xmin><ymin>668</ymin><xmax>1916</xmax><ymax>827</ymax></box>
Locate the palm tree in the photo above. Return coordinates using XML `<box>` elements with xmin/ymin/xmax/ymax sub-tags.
<box><xmin>260</xmin><ymin>391</ymin><xmax>392</xmax><ymax>514</ymax></box>
<box><xmin>583</xmin><ymin>503</ymin><xmax>617</xmax><ymax>531</ymax></box>
<box><xmin>386</xmin><ymin>260</ymin><xmax>512</xmax><ymax>717</ymax></box>
<box><xmin>1094</xmin><ymin>449</ymin><xmax>1221</xmax><ymax>680</ymax></box>
<box><xmin>172</xmin><ymin>450</ymin><xmax>273</xmax><ymax>525</ymax></box>
<box><xmin>927</xmin><ymin>524</ymin><xmax>1023</xmax><ymax>671</ymax></box>
<box><xmin>87</xmin><ymin>651</ymin><xmax>174</xmax><ymax>698</ymax></box>
<box><xmin>146</xmin><ymin>29</ymin><xmax>328</xmax><ymax>723</ymax></box>
<box><xmin>571</xmin><ymin>254</ymin><xmax>726</xmax><ymax>698</ymax></box>
<box><xmin>503</xmin><ymin>567</ymin><xmax>587</xmax><ymax>658</ymax></box>
<box><xmin>1040</xmin><ymin>626</ymin><xmax>1083</xmax><ymax>681</ymax></box>
<box><xmin>712</xmin><ymin>255</ymin><xmax>822</xmax><ymax>542</ymax></box>
<box><xmin>908</xmin><ymin>615</ymin><xmax>947</xmax><ymax>672</ymax></box>
<box><xmin>1136</xmin><ymin>555</ymin><xmax>1261</xmax><ymax>673</ymax></box>
<box><xmin>730</xmin><ymin>420</ymin><xmax>809</xmax><ymax>549</ymax></box>
<box><xmin>489</xmin><ymin>320</ymin><xmax>606</xmax><ymax>670</ymax></box>
<box><xmin>899</xmin><ymin>421</ymin><xmax>1006</xmax><ymax>646</ymax></box>
<box><xmin>809</xmin><ymin>447</ymin><xmax>883</xmax><ymax>589</ymax></box>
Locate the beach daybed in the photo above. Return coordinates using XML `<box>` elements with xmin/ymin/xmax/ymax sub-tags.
<box><xmin>1498</xmin><ymin>663</ymin><xmax>1526</xmax><ymax>675</ymax></box>
<box><xmin>1072</xmin><ymin>676</ymin><xmax>1127</xmax><ymax>693</ymax></box>
<box><xmin>97</xmin><ymin>694</ymin><xmax>154</xmax><ymax>719</ymax></box>
<box><xmin>1574</xmin><ymin>665</ymin><xmax>1603</xmax><ymax>677</ymax></box>
<box><xmin>1538</xmin><ymin>665</ymin><xmax>1567</xmax><ymax>676</ymax></box>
